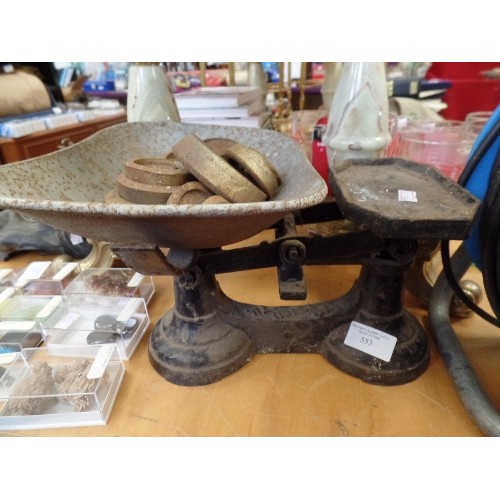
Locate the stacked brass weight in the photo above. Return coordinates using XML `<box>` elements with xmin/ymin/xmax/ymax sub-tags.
<box><xmin>166</xmin><ymin>180</ymin><xmax>216</xmax><ymax>205</ymax></box>
<box><xmin>220</xmin><ymin>141</ymin><xmax>281</xmax><ymax>200</ymax></box>
<box><xmin>171</xmin><ymin>134</ymin><xmax>281</xmax><ymax>203</ymax></box>
<box><xmin>106</xmin><ymin>134</ymin><xmax>282</xmax><ymax>205</ymax></box>
<box><xmin>106</xmin><ymin>158</ymin><xmax>195</xmax><ymax>204</ymax></box>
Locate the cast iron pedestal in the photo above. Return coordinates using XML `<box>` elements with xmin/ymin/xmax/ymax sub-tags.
<box><xmin>115</xmin><ymin>158</ymin><xmax>480</xmax><ymax>386</ymax></box>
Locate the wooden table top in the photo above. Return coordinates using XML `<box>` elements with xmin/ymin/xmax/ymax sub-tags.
<box><xmin>1</xmin><ymin>231</ymin><xmax>499</xmax><ymax>438</ymax></box>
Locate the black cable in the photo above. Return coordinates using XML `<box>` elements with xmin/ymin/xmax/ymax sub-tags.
<box><xmin>441</xmin><ymin>240</ymin><xmax>500</xmax><ymax>327</ymax></box>
<box><xmin>440</xmin><ymin>118</ymin><xmax>500</xmax><ymax>327</ymax></box>
<box><xmin>57</xmin><ymin>230</ymin><xmax>93</xmax><ymax>260</ymax></box>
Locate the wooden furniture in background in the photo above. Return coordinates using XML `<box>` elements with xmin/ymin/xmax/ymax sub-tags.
<box><xmin>0</xmin><ymin>112</ymin><xmax>126</xmax><ymax>164</ymax></box>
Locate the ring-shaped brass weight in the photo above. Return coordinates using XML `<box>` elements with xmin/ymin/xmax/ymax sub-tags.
<box><xmin>166</xmin><ymin>181</ymin><xmax>215</xmax><ymax>205</ymax></box>
<box><xmin>116</xmin><ymin>172</ymin><xmax>175</xmax><ymax>204</ymax></box>
<box><xmin>202</xmin><ymin>195</ymin><xmax>230</xmax><ymax>204</ymax></box>
<box><xmin>221</xmin><ymin>143</ymin><xmax>281</xmax><ymax>199</ymax></box>
<box><xmin>104</xmin><ymin>188</ymin><xmax>134</xmax><ymax>204</ymax></box>
<box><xmin>125</xmin><ymin>158</ymin><xmax>194</xmax><ymax>186</ymax></box>
<box><xmin>203</xmin><ymin>138</ymin><xmax>238</xmax><ymax>156</ymax></box>
<box><xmin>171</xmin><ymin>134</ymin><xmax>267</xmax><ymax>203</ymax></box>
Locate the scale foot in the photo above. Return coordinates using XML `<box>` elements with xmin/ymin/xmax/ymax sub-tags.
<box><xmin>321</xmin><ymin>311</ymin><xmax>430</xmax><ymax>385</ymax></box>
<box><xmin>149</xmin><ymin>308</ymin><xmax>253</xmax><ymax>386</ymax></box>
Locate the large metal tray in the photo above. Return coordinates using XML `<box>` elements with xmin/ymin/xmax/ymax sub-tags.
<box><xmin>0</xmin><ymin>121</ymin><xmax>327</xmax><ymax>249</ymax></box>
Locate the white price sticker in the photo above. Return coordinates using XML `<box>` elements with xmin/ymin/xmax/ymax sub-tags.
<box><xmin>344</xmin><ymin>321</ymin><xmax>397</xmax><ymax>362</ymax></box>
<box><xmin>87</xmin><ymin>344</ymin><xmax>116</xmax><ymax>379</ymax></box>
<box><xmin>117</xmin><ymin>298</ymin><xmax>142</xmax><ymax>322</ymax></box>
<box><xmin>70</xmin><ymin>234</ymin><xmax>84</xmax><ymax>245</ymax></box>
<box><xmin>398</xmin><ymin>190</ymin><xmax>418</xmax><ymax>202</ymax></box>
<box><xmin>127</xmin><ymin>272</ymin><xmax>143</xmax><ymax>287</ymax></box>
<box><xmin>0</xmin><ymin>287</ymin><xmax>15</xmax><ymax>304</ymax></box>
<box><xmin>0</xmin><ymin>320</ymin><xmax>36</xmax><ymax>332</ymax></box>
<box><xmin>36</xmin><ymin>296</ymin><xmax>62</xmax><ymax>319</ymax></box>
<box><xmin>0</xmin><ymin>269</ymin><xmax>13</xmax><ymax>281</ymax></box>
<box><xmin>15</xmin><ymin>261</ymin><xmax>51</xmax><ymax>286</ymax></box>
<box><xmin>52</xmin><ymin>262</ymin><xmax>78</xmax><ymax>282</ymax></box>
<box><xmin>0</xmin><ymin>352</ymin><xmax>18</xmax><ymax>365</ymax></box>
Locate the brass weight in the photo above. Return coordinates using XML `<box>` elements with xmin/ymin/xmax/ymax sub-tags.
<box><xmin>166</xmin><ymin>181</ymin><xmax>216</xmax><ymax>205</ymax></box>
<box><xmin>125</xmin><ymin>158</ymin><xmax>194</xmax><ymax>186</ymax></box>
<box><xmin>172</xmin><ymin>134</ymin><xmax>267</xmax><ymax>203</ymax></box>
<box><xmin>221</xmin><ymin>142</ymin><xmax>281</xmax><ymax>199</ymax></box>
<box><xmin>116</xmin><ymin>172</ymin><xmax>176</xmax><ymax>204</ymax></box>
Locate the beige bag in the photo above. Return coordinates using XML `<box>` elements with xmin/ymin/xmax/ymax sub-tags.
<box><xmin>0</xmin><ymin>71</ymin><xmax>52</xmax><ymax>118</ymax></box>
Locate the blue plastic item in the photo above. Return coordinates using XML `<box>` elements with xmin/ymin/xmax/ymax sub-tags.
<box><xmin>83</xmin><ymin>80</ymin><xmax>115</xmax><ymax>92</ymax></box>
<box><xmin>464</xmin><ymin>105</ymin><xmax>500</xmax><ymax>269</ymax></box>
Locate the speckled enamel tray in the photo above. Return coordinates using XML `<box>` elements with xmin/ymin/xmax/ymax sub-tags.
<box><xmin>0</xmin><ymin>121</ymin><xmax>327</xmax><ymax>249</ymax></box>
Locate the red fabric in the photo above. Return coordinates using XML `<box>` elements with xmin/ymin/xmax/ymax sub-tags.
<box><xmin>427</xmin><ymin>62</ymin><xmax>499</xmax><ymax>79</ymax></box>
<box><xmin>426</xmin><ymin>63</ymin><xmax>500</xmax><ymax>120</ymax></box>
<box><xmin>311</xmin><ymin>115</ymin><xmax>332</xmax><ymax>195</ymax></box>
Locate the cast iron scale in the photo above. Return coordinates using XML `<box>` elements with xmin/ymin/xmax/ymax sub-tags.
<box><xmin>113</xmin><ymin>158</ymin><xmax>479</xmax><ymax>387</ymax></box>
<box><xmin>0</xmin><ymin>122</ymin><xmax>480</xmax><ymax>388</ymax></box>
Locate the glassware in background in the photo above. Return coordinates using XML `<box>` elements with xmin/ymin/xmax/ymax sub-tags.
<box><xmin>387</xmin><ymin>119</ymin><xmax>474</xmax><ymax>181</ymax></box>
<box><xmin>464</xmin><ymin>111</ymin><xmax>493</xmax><ymax>136</ymax></box>
<box><xmin>385</xmin><ymin>117</ymin><xmax>460</xmax><ymax>157</ymax></box>
<box><xmin>388</xmin><ymin>111</ymin><xmax>399</xmax><ymax>137</ymax></box>
<box><xmin>289</xmin><ymin>109</ymin><xmax>328</xmax><ymax>160</ymax></box>
<box><xmin>114</xmin><ymin>70</ymin><xmax>127</xmax><ymax>91</ymax></box>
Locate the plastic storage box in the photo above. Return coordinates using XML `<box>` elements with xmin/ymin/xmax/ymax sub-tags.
<box><xmin>40</xmin><ymin>295</ymin><xmax>150</xmax><ymax>360</ymax></box>
<box><xmin>63</xmin><ymin>268</ymin><xmax>155</xmax><ymax>305</ymax></box>
<box><xmin>0</xmin><ymin>319</ymin><xmax>43</xmax><ymax>352</ymax></box>
<box><xmin>0</xmin><ymin>292</ymin><xmax>62</xmax><ymax>349</ymax></box>
<box><xmin>0</xmin><ymin>293</ymin><xmax>62</xmax><ymax>323</ymax></box>
<box><xmin>0</xmin><ymin>269</ymin><xmax>16</xmax><ymax>286</ymax></box>
<box><xmin>13</xmin><ymin>261</ymin><xmax>81</xmax><ymax>295</ymax></box>
<box><xmin>0</xmin><ymin>345</ymin><xmax>124</xmax><ymax>429</ymax></box>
